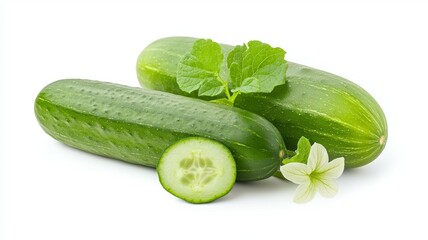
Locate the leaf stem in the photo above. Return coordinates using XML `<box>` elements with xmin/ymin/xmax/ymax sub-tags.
<box><xmin>223</xmin><ymin>81</ymin><xmax>231</xmax><ymax>99</ymax></box>
<box><xmin>216</xmin><ymin>73</ymin><xmax>233</xmax><ymax>101</ymax></box>
<box><xmin>219</xmin><ymin>75</ymin><xmax>240</xmax><ymax>105</ymax></box>
<box><xmin>228</xmin><ymin>91</ymin><xmax>241</xmax><ymax>105</ymax></box>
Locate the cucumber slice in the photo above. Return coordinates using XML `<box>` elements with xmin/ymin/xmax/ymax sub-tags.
<box><xmin>157</xmin><ymin>137</ymin><xmax>236</xmax><ymax>203</ymax></box>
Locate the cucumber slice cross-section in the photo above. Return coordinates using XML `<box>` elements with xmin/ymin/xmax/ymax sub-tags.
<box><xmin>157</xmin><ymin>137</ymin><xmax>236</xmax><ymax>203</ymax></box>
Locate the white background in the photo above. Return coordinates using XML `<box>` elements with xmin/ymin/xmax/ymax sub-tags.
<box><xmin>1</xmin><ymin>0</ymin><xmax>428</xmax><ymax>239</ymax></box>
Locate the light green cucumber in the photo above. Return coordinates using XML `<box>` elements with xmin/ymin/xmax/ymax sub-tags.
<box><xmin>34</xmin><ymin>79</ymin><xmax>285</xmax><ymax>181</ymax></box>
<box><xmin>136</xmin><ymin>37</ymin><xmax>388</xmax><ymax>168</ymax></box>
<box><xmin>157</xmin><ymin>137</ymin><xmax>236</xmax><ymax>204</ymax></box>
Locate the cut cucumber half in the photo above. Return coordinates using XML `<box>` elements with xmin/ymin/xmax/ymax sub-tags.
<box><xmin>157</xmin><ymin>137</ymin><xmax>236</xmax><ymax>204</ymax></box>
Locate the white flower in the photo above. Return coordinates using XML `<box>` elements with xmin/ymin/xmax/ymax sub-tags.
<box><xmin>280</xmin><ymin>143</ymin><xmax>345</xmax><ymax>204</ymax></box>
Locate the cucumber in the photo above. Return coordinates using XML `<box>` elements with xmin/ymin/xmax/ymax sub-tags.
<box><xmin>136</xmin><ymin>37</ymin><xmax>388</xmax><ymax>168</ymax></box>
<box><xmin>157</xmin><ymin>137</ymin><xmax>236</xmax><ymax>203</ymax></box>
<box><xmin>34</xmin><ymin>79</ymin><xmax>285</xmax><ymax>181</ymax></box>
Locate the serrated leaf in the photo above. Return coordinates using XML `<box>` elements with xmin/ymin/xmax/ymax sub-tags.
<box><xmin>236</xmin><ymin>77</ymin><xmax>261</xmax><ymax>93</ymax></box>
<box><xmin>227</xmin><ymin>45</ymin><xmax>247</xmax><ymax>88</ymax></box>
<box><xmin>227</xmin><ymin>40</ymin><xmax>287</xmax><ymax>93</ymax></box>
<box><xmin>199</xmin><ymin>80</ymin><xmax>224</xmax><ymax>96</ymax></box>
<box><xmin>177</xmin><ymin>39</ymin><xmax>225</xmax><ymax>96</ymax></box>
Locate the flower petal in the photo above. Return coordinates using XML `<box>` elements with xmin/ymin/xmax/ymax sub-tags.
<box><xmin>314</xmin><ymin>178</ymin><xmax>338</xmax><ymax>198</ymax></box>
<box><xmin>308</xmin><ymin>143</ymin><xmax>329</xmax><ymax>171</ymax></box>
<box><xmin>317</xmin><ymin>157</ymin><xmax>345</xmax><ymax>179</ymax></box>
<box><xmin>293</xmin><ymin>181</ymin><xmax>317</xmax><ymax>204</ymax></box>
<box><xmin>280</xmin><ymin>162</ymin><xmax>311</xmax><ymax>184</ymax></box>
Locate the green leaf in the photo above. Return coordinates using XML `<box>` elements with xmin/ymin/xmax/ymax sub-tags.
<box><xmin>237</xmin><ymin>77</ymin><xmax>260</xmax><ymax>93</ymax></box>
<box><xmin>282</xmin><ymin>136</ymin><xmax>311</xmax><ymax>165</ymax></box>
<box><xmin>199</xmin><ymin>80</ymin><xmax>224</xmax><ymax>96</ymax></box>
<box><xmin>177</xmin><ymin>39</ymin><xmax>225</xmax><ymax>96</ymax></box>
<box><xmin>227</xmin><ymin>44</ymin><xmax>247</xmax><ymax>88</ymax></box>
<box><xmin>177</xmin><ymin>38</ymin><xmax>288</xmax><ymax>104</ymax></box>
<box><xmin>209</xmin><ymin>98</ymin><xmax>233</xmax><ymax>106</ymax></box>
<box><xmin>227</xmin><ymin>40</ymin><xmax>287</xmax><ymax>93</ymax></box>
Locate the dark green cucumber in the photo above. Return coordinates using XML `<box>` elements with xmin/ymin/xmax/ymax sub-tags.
<box><xmin>136</xmin><ymin>37</ymin><xmax>388</xmax><ymax>168</ymax></box>
<box><xmin>35</xmin><ymin>79</ymin><xmax>285</xmax><ymax>181</ymax></box>
<box><xmin>157</xmin><ymin>137</ymin><xmax>236</xmax><ymax>204</ymax></box>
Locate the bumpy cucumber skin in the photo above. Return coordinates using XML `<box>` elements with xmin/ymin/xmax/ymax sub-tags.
<box><xmin>157</xmin><ymin>137</ymin><xmax>236</xmax><ymax>204</ymax></box>
<box><xmin>35</xmin><ymin>79</ymin><xmax>285</xmax><ymax>181</ymax></box>
<box><xmin>136</xmin><ymin>37</ymin><xmax>388</xmax><ymax>168</ymax></box>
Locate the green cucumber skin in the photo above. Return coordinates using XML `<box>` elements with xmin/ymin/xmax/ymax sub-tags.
<box><xmin>136</xmin><ymin>37</ymin><xmax>388</xmax><ymax>167</ymax></box>
<box><xmin>35</xmin><ymin>79</ymin><xmax>285</xmax><ymax>181</ymax></box>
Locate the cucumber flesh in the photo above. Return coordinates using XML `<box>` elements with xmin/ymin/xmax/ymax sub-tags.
<box><xmin>157</xmin><ymin>137</ymin><xmax>236</xmax><ymax>204</ymax></box>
